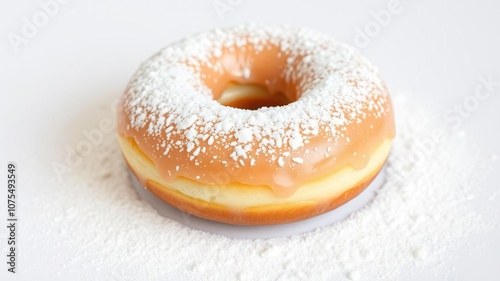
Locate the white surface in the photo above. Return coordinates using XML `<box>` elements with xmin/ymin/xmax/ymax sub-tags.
<box><xmin>1</xmin><ymin>0</ymin><xmax>499</xmax><ymax>280</ymax></box>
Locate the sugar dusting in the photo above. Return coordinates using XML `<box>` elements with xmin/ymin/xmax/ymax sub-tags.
<box><xmin>121</xmin><ymin>24</ymin><xmax>390</xmax><ymax>174</ymax></box>
<box><xmin>30</xmin><ymin>95</ymin><xmax>494</xmax><ymax>280</ymax></box>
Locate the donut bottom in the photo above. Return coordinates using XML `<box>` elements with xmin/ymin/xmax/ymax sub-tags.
<box><xmin>119</xmin><ymin>136</ymin><xmax>392</xmax><ymax>225</ymax></box>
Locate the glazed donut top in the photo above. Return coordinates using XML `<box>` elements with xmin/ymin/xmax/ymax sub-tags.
<box><xmin>118</xmin><ymin>24</ymin><xmax>394</xmax><ymax>197</ymax></box>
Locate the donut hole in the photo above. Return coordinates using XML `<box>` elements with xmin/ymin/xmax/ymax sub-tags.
<box><xmin>216</xmin><ymin>82</ymin><xmax>293</xmax><ymax>110</ymax></box>
<box><xmin>199</xmin><ymin>44</ymin><xmax>302</xmax><ymax>110</ymax></box>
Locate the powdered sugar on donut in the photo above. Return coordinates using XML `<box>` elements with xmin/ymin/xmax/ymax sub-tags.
<box><xmin>119</xmin><ymin>24</ymin><xmax>392</xmax><ymax>189</ymax></box>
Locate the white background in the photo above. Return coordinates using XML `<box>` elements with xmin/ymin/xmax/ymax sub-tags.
<box><xmin>1</xmin><ymin>0</ymin><xmax>499</xmax><ymax>280</ymax></box>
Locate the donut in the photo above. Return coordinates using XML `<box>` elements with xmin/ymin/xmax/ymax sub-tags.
<box><xmin>117</xmin><ymin>24</ymin><xmax>395</xmax><ymax>225</ymax></box>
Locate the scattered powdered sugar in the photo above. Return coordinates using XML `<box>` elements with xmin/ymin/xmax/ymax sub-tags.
<box><xmin>29</xmin><ymin>94</ymin><xmax>495</xmax><ymax>280</ymax></box>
